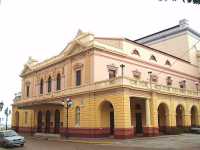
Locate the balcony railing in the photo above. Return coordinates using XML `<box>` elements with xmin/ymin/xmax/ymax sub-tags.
<box><xmin>15</xmin><ymin>76</ymin><xmax>200</xmax><ymax>104</ymax></box>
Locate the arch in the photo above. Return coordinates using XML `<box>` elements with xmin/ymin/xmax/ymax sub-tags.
<box><xmin>99</xmin><ymin>101</ymin><xmax>115</xmax><ymax>135</ymax></box>
<box><xmin>176</xmin><ymin>104</ymin><xmax>185</xmax><ymax>127</ymax></box>
<box><xmin>45</xmin><ymin>110</ymin><xmax>51</xmax><ymax>133</ymax></box>
<box><xmin>165</xmin><ymin>60</ymin><xmax>171</xmax><ymax>66</ymax></box>
<box><xmin>132</xmin><ymin>49</ymin><xmax>140</xmax><ymax>56</ymax></box>
<box><xmin>56</xmin><ymin>73</ymin><xmax>61</xmax><ymax>90</ymax></box>
<box><xmin>37</xmin><ymin>111</ymin><xmax>42</xmax><ymax>132</ymax></box>
<box><xmin>15</xmin><ymin>111</ymin><xmax>19</xmax><ymax>132</ymax></box>
<box><xmin>40</xmin><ymin>78</ymin><xmax>44</xmax><ymax>94</ymax></box>
<box><xmin>54</xmin><ymin>110</ymin><xmax>60</xmax><ymax>133</ymax></box>
<box><xmin>150</xmin><ymin>55</ymin><xmax>157</xmax><ymax>62</ymax></box>
<box><xmin>157</xmin><ymin>103</ymin><xmax>169</xmax><ymax>134</ymax></box>
<box><xmin>191</xmin><ymin>105</ymin><xmax>198</xmax><ymax>127</ymax></box>
<box><xmin>48</xmin><ymin>76</ymin><xmax>52</xmax><ymax>93</ymax></box>
<box><xmin>75</xmin><ymin>107</ymin><xmax>80</xmax><ymax>127</ymax></box>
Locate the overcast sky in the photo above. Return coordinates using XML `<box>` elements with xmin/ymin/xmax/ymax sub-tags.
<box><xmin>0</xmin><ymin>0</ymin><xmax>199</xmax><ymax>111</ymax></box>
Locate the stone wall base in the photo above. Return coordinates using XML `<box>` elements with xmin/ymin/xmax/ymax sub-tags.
<box><xmin>143</xmin><ymin>127</ymin><xmax>159</xmax><ymax>136</ymax></box>
<box><xmin>12</xmin><ymin>126</ymin><xmax>193</xmax><ymax>139</ymax></box>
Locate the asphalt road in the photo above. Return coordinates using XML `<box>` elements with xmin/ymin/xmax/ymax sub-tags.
<box><xmin>0</xmin><ymin>134</ymin><xmax>200</xmax><ymax>150</ymax></box>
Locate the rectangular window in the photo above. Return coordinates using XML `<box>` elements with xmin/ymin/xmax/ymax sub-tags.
<box><xmin>109</xmin><ymin>70</ymin><xmax>116</xmax><ymax>79</ymax></box>
<box><xmin>26</xmin><ymin>86</ymin><xmax>30</xmax><ymax>97</ymax></box>
<box><xmin>76</xmin><ymin>70</ymin><xmax>81</xmax><ymax>86</ymax></box>
<box><xmin>25</xmin><ymin>112</ymin><xmax>28</xmax><ymax>124</ymax></box>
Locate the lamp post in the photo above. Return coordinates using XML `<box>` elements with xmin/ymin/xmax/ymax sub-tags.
<box><xmin>120</xmin><ymin>64</ymin><xmax>125</xmax><ymax>77</ymax></box>
<box><xmin>148</xmin><ymin>71</ymin><xmax>152</xmax><ymax>89</ymax></box>
<box><xmin>0</xmin><ymin>101</ymin><xmax>4</xmax><ymax>111</ymax></box>
<box><xmin>65</xmin><ymin>97</ymin><xmax>72</xmax><ymax>137</ymax></box>
<box><xmin>195</xmin><ymin>82</ymin><xmax>199</xmax><ymax>95</ymax></box>
<box><xmin>4</xmin><ymin>107</ymin><xmax>11</xmax><ymax>130</ymax></box>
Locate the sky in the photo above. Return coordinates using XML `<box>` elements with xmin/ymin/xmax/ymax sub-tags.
<box><xmin>0</xmin><ymin>0</ymin><xmax>199</xmax><ymax>121</ymax></box>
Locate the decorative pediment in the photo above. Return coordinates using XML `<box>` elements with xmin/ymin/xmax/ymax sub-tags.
<box><xmin>107</xmin><ymin>64</ymin><xmax>118</xmax><ymax>71</ymax></box>
<box><xmin>61</xmin><ymin>30</ymin><xmax>94</xmax><ymax>56</ymax></box>
<box><xmin>21</xmin><ymin>65</ymin><xmax>31</xmax><ymax>74</ymax></box>
<box><xmin>132</xmin><ymin>70</ymin><xmax>141</xmax><ymax>79</ymax></box>
<box><xmin>73</xmin><ymin>63</ymin><xmax>84</xmax><ymax>70</ymax></box>
<box><xmin>21</xmin><ymin>57</ymin><xmax>38</xmax><ymax>76</ymax></box>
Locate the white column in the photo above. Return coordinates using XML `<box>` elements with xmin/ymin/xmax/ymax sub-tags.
<box><xmin>145</xmin><ymin>99</ymin><xmax>151</xmax><ymax>127</ymax></box>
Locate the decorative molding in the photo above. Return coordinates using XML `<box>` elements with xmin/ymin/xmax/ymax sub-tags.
<box><xmin>151</xmin><ymin>74</ymin><xmax>158</xmax><ymax>83</ymax></box>
<box><xmin>165</xmin><ymin>60</ymin><xmax>171</xmax><ymax>66</ymax></box>
<box><xmin>166</xmin><ymin>76</ymin><xmax>173</xmax><ymax>86</ymax></box>
<box><xmin>150</xmin><ymin>55</ymin><xmax>157</xmax><ymax>62</ymax></box>
<box><xmin>73</xmin><ymin>63</ymin><xmax>84</xmax><ymax>70</ymax></box>
<box><xmin>132</xmin><ymin>49</ymin><xmax>140</xmax><ymax>56</ymax></box>
<box><xmin>132</xmin><ymin>70</ymin><xmax>141</xmax><ymax>79</ymax></box>
<box><xmin>107</xmin><ymin>64</ymin><xmax>118</xmax><ymax>71</ymax></box>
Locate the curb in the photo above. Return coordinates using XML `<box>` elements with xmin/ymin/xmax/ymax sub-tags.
<box><xmin>31</xmin><ymin>136</ymin><xmax>113</xmax><ymax>145</ymax></box>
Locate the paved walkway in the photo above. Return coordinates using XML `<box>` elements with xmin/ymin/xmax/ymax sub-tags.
<box><xmin>113</xmin><ymin>134</ymin><xmax>200</xmax><ymax>150</ymax></box>
<box><xmin>1</xmin><ymin>133</ymin><xmax>200</xmax><ymax>150</ymax></box>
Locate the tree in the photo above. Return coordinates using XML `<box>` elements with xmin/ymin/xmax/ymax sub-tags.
<box><xmin>182</xmin><ymin>0</ymin><xmax>200</xmax><ymax>4</ymax></box>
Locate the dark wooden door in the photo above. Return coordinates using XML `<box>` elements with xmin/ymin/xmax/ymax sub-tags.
<box><xmin>54</xmin><ymin>110</ymin><xmax>60</xmax><ymax>133</ymax></box>
<box><xmin>45</xmin><ymin>111</ymin><xmax>51</xmax><ymax>133</ymax></box>
<box><xmin>110</xmin><ymin>111</ymin><xmax>114</xmax><ymax>134</ymax></box>
<box><xmin>37</xmin><ymin>111</ymin><xmax>42</xmax><ymax>132</ymax></box>
<box><xmin>15</xmin><ymin>112</ymin><xmax>19</xmax><ymax>132</ymax></box>
<box><xmin>136</xmin><ymin>113</ymin><xmax>143</xmax><ymax>133</ymax></box>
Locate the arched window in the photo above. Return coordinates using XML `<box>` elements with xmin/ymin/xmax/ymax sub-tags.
<box><xmin>75</xmin><ymin>106</ymin><xmax>80</xmax><ymax>127</ymax></box>
<box><xmin>26</xmin><ymin>85</ymin><xmax>30</xmax><ymax>97</ymax></box>
<box><xmin>48</xmin><ymin>76</ymin><xmax>52</xmax><ymax>93</ymax></box>
<box><xmin>150</xmin><ymin>55</ymin><xmax>157</xmax><ymax>62</ymax></box>
<box><xmin>40</xmin><ymin>79</ymin><xmax>44</xmax><ymax>94</ymax></box>
<box><xmin>56</xmin><ymin>73</ymin><xmax>61</xmax><ymax>91</ymax></box>
<box><xmin>165</xmin><ymin>60</ymin><xmax>171</xmax><ymax>66</ymax></box>
<box><xmin>132</xmin><ymin>49</ymin><xmax>140</xmax><ymax>56</ymax></box>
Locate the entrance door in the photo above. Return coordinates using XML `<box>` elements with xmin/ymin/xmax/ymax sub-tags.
<box><xmin>110</xmin><ymin>111</ymin><xmax>114</xmax><ymax>134</ymax></box>
<box><xmin>54</xmin><ymin>110</ymin><xmax>60</xmax><ymax>133</ymax></box>
<box><xmin>37</xmin><ymin>111</ymin><xmax>42</xmax><ymax>132</ymax></box>
<box><xmin>45</xmin><ymin>111</ymin><xmax>51</xmax><ymax>133</ymax></box>
<box><xmin>15</xmin><ymin>112</ymin><xmax>19</xmax><ymax>132</ymax></box>
<box><xmin>135</xmin><ymin>113</ymin><xmax>143</xmax><ymax>133</ymax></box>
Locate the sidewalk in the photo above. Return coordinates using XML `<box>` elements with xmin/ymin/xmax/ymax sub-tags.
<box><xmin>22</xmin><ymin>133</ymin><xmax>182</xmax><ymax>145</ymax></box>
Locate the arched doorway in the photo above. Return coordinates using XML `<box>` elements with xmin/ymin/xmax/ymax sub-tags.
<box><xmin>158</xmin><ymin>103</ymin><xmax>169</xmax><ymax>134</ymax></box>
<box><xmin>37</xmin><ymin>111</ymin><xmax>42</xmax><ymax>132</ymax></box>
<box><xmin>191</xmin><ymin>106</ymin><xmax>198</xmax><ymax>127</ymax></box>
<box><xmin>54</xmin><ymin>110</ymin><xmax>60</xmax><ymax>133</ymax></box>
<box><xmin>176</xmin><ymin>105</ymin><xmax>185</xmax><ymax>128</ymax></box>
<box><xmin>15</xmin><ymin>111</ymin><xmax>19</xmax><ymax>132</ymax></box>
<box><xmin>45</xmin><ymin>111</ymin><xmax>51</xmax><ymax>133</ymax></box>
<box><xmin>100</xmin><ymin>101</ymin><xmax>114</xmax><ymax>135</ymax></box>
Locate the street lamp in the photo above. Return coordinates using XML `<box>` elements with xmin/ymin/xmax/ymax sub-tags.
<box><xmin>4</xmin><ymin>107</ymin><xmax>11</xmax><ymax>130</ymax></box>
<box><xmin>120</xmin><ymin>64</ymin><xmax>125</xmax><ymax>77</ymax></box>
<box><xmin>195</xmin><ymin>82</ymin><xmax>199</xmax><ymax>95</ymax></box>
<box><xmin>0</xmin><ymin>101</ymin><xmax>4</xmax><ymax>111</ymax></box>
<box><xmin>65</xmin><ymin>97</ymin><xmax>73</xmax><ymax>137</ymax></box>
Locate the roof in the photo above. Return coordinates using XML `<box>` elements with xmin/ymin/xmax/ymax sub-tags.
<box><xmin>135</xmin><ymin>19</ymin><xmax>200</xmax><ymax>44</ymax></box>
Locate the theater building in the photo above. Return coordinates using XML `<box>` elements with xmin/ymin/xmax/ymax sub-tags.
<box><xmin>12</xmin><ymin>19</ymin><xmax>200</xmax><ymax>138</ymax></box>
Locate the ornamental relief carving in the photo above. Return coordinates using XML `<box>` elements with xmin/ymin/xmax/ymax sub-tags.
<box><xmin>132</xmin><ymin>70</ymin><xmax>141</xmax><ymax>79</ymax></box>
<box><xmin>73</xmin><ymin>63</ymin><xmax>84</xmax><ymax>70</ymax></box>
<box><xmin>107</xmin><ymin>64</ymin><xmax>118</xmax><ymax>72</ymax></box>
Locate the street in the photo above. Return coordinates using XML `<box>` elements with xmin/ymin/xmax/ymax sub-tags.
<box><xmin>1</xmin><ymin>134</ymin><xmax>200</xmax><ymax>150</ymax></box>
